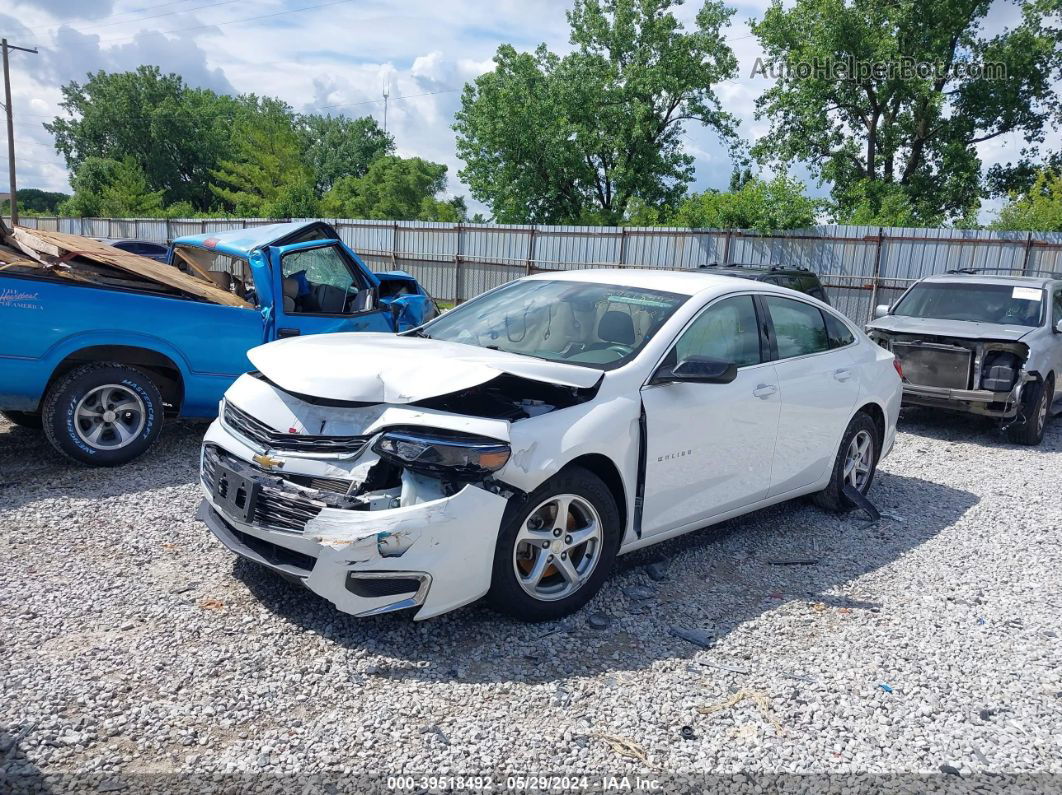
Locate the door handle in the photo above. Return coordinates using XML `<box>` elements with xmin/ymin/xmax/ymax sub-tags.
<box><xmin>277</xmin><ymin>327</ymin><xmax>301</xmax><ymax>338</ymax></box>
<box><xmin>752</xmin><ymin>384</ymin><xmax>777</xmax><ymax>399</ymax></box>
<box><xmin>833</xmin><ymin>368</ymin><xmax>853</xmax><ymax>382</ymax></box>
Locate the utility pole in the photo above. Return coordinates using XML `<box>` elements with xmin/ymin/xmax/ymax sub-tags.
<box><xmin>2</xmin><ymin>38</ymin><xmax>39</xmax><ymax>226</ymax></box>
<box><xmin>381</xmin><ymin>81</ymin><xmax>390</xmax><ymax>134</ymax></box>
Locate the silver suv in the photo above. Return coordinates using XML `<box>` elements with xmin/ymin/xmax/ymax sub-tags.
<box><xmin>865</xmin><ymin>270</ymin><xmax>1062</xmax><ymax>445</ymax></box>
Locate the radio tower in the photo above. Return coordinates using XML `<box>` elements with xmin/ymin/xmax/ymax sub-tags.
<box><xmin>381</xmin><ymin>80</ymin><xmax>390</xmax><ymax>133</ymax></box>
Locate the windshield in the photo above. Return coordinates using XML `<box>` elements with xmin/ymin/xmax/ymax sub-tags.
<box><xmin>417</xmin><ymin>279</ymin><xmax>687</xmax><ymax>369</ymax></box>
<box><xmin>892</xmin><ymin>282</ymin><xmax>1044</xmax><ymax>327</ymax></box>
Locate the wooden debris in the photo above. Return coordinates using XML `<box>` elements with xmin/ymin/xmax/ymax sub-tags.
<box><xmin>0</xmin><ymin>224</ymin><xmax>252</xmax><ymax>308</ymax></box>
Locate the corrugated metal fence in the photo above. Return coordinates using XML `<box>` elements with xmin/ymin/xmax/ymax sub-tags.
<box><xmin>8</xmin><ymin>215</ymin><xmax>1062</xmax><ymax>324</ymax></box>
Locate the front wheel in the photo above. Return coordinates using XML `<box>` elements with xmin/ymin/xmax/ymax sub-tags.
<box><xmin>487</xmin><ymin>466</ymin><xmax>620</xmax><ymax>622</ymax></box>
<box><xmin>1008</xmin><ymin>375</ymin><xmax>1053</xmax><ymax>446</ymax></box>
<box><xmin>813</xmin><ymin>412</ymin><xmax>880</xmax><ymax>513</ymax></box>
<box><xmin>42</xmin><ymin>362</ymin><xmax>164</xmax><ymax>466</ymax></box>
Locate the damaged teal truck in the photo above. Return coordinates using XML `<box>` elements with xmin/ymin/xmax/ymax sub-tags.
<box><xmin>0</xmin><ymin>220</ymin><xmax>436</xmax><ymax>466</ymax></box>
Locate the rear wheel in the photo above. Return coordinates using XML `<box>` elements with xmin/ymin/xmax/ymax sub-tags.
<box><xmin>0</xmin><ymin>410</ymin><xmax>43</xmax><ymax>429</ymax></box>
<box><xmin>813</xmin><ymin>412</ymin><xmax>879</xmax><ymax>513</ymax></box>
<box><xmin>1008</xmin><ymin>375</ymin><xmax>1054</xmax><ymax>446</ymax></box>
<box><xmin>42</xmin><ymin>362</ymin><xmax>164</xmax><ymax>466</ymax></box>
<box><xmin>487</xmin><ymin>466</ymin><xmax>620</xmax><ymax>622</ymax></box>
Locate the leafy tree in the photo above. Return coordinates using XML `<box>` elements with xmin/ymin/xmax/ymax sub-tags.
<box><xmin>986</xmin><ymin>150</ymin><xmax>1062</xmax><ymax>197</ymax></box>
<box><xmin>321</xmin><ymin>156</ymin><xmax>465</xmax><ymax>221</ymax></box>
<box><xmin>60</xmin><ymin>156</ymin><xmax>164</xmax><ymax>217</ymax></box>
<box><xmin>298</xmin><ymin>114</ymin><xmax>394</xmax><ymax>194</ymax></box>
<box><xmin>992</xmin><ymin>169</ymin><xmax>1062</xmax><ymax>231</ymax></box>
<box><xmin>833</xmin><ymin>179</ymin><xmax>926</xmax><ymax>227</ymax></box>
<box><xmin>454</xmin><ymin>0</ymin><xmax>738</xmax><ymax>224</ymax></box>
<box><xmin>209</xmin><ymin>97</ymin><xmax>318</xmax><ymax>217</ymax></box>
<box><xmin>670</xmin><ymin>174</ymin><xmax>820</xmax><ymax>232</ymax></box>
<box><xmin>47</xmin><ymin>66</ymin><xmax>240</xmax><ymax>211</ymax></box>
<box><xmin>750</xmin><ymin>0</ymin><xmax>1062</xmax><ymax>223</ymax></box>
<box><xmin>1</xmin><ymin>188</ymin><xmax>70</xmax><ymax>215</ymax></box>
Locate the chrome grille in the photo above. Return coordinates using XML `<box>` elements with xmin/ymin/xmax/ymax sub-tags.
<box><xmin>223</xmin><ymin>401</ymin><xmax>369</xmax><ymax>456</ymax></box>
<box><xmin>202</xmin><ymin>444</ymin><xmax>325</xmax><ymax>533</ymax></box>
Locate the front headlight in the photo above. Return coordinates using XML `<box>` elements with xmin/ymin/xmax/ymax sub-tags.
<box><xmin>373</xmin><ymin>429</ymin><xmax>511</xmax><ymax>478</ymax></box>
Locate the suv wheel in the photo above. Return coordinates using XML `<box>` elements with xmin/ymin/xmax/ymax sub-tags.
<box><xmin>487</xmin><ymin>466</ymin><xmax>620</xmax><ymax>622</ymax></box>
<box><xmin>813</xmin><ymin>412</ymin><xmax>879</xmax><ymax>513</ymax></box>
<box><xmin>1008</xmin><ymin>375</ymin><xmax>1054</xmax><ymax>446</ymax></box>
<box><xmin>42</xmin><ymin>362</ymin><xmax>164</xmax><ymax>466</ymax></box>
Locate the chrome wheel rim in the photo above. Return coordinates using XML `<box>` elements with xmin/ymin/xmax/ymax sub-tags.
<box><xmin>74</xmin><ymin>384</ymin><xmax>145</xmax><ymax>450</ymax></box>
<box><xmin>844</xmin><ymin>430</ymin><xmax>874</xmax><ymax>491</ymax></box>
<box><xmin>513</xmin><ymin>494</ymin><xmax>603</xmax><ymax>602</ymax></box>
<box><xmin>1036</xmin><ymin>388</ymin><xmax>1049</xmax><ymax>433</ymax></box>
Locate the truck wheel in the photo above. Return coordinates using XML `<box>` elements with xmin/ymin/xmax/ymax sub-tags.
<box><xmin>1008</xmin><ymin>375</ymin><xmax>1054</xmax><ymax>446</ymax></box>
<box><xmin>487</xmin><ymin>466</ymin><xmax>620</xmax><ymax>622</ymax></box>
<box><xmin>42</xmin><ymin>362</ymin><xmax>164</xmax><ymax>466</ymax></box>
<box><xmin>0</xmin><ymin>410</ymin><xmax>43</xmax><ymax>429</ymax></box>
<box><xmin>813</xmin><ymin>411</ymin><xmax>879</xmax><ymax>513</ymax></box>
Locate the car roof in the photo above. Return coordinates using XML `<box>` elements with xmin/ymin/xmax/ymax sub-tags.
<box><xmin>921</xmin><ymin>272</ymin><xmax>1060</xmax><ymax>288</ymax></box>
<box><xmin>525</xmin><ymin>267</ymin><xmax>822</xmax><ymax>300</ymax></box>
<box><xmin>171</xmin><ymin>220</ymin><xmax>339</xmax><ymax>258</ymax></box>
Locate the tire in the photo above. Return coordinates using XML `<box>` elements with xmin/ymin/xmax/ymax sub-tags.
<box><xmin>1008</xmin><ymin>375</ymin><xmax>1054</xmax><ymax>446</ymax></box>
<box><xmin>487</xmin><ymin>466</ymin><xmax>621</xmax><ymax>622</ymax></box>
<box><xmin>813</xmin><ymin>411</ymin><xmax>880</xmax><ymax>513</ymax></box>
<box><xmin>0</xmin><ymin>410</ymin><xmax>43</xmax><ymax>429</ymax></box>
<box><xmin>42</xmin><ymin>362</ymin><xmax>164</xmax><ymax>466</ymax></box>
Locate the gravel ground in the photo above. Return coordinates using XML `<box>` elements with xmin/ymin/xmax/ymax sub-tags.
<box><xmin>1</xmin><ymin>410</ymin><xmax>1060</xmax><ymax>793</ymax></box>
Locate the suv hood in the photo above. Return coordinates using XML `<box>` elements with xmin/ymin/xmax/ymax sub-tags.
<box><xmin>867</xmin><ymin>315</ymin><xmax>1036</xmax><ymax>342</ymax></box>
<box><xmin>247</xmin><ymin>333</ymin><xmax>603</xmax><ymax>403</ymax></box>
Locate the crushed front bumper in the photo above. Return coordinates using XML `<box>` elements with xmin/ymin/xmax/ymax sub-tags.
<box><xmin>197</xmin><ymin>426</ymin><xmax>509</xmax><ymax>620</ymax></box>
<box><xmin>901</xmin><ymin>378</ymin><xmax>1029</xmax><ymax>418</ymax></box>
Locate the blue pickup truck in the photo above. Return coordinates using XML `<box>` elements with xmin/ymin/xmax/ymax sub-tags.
<box><xmin>0</xmin><ymin>220</ymin><xmax>434</xmax><ymax>465</ymax></box>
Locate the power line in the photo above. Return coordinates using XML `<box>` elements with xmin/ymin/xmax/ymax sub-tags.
<box><xmin>53</xmin><ymin>0</ymin><xmax>245</xmax><ymax>37</ymax></box>
<box><xmin>28</xmin><ymin>0</ymin><xmax>209</xmax><ymax>35</ymax></box>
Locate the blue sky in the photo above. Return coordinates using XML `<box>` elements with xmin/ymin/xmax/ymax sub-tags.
<box><xmin>1</xmin><ymin>0</ymin><xmax>1056</xmax><ymax>221</ymax></box>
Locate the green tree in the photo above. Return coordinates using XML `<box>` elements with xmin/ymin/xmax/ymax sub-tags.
<box><xmin>298</xmin><ymin>114</ymin><xmax>394</xmax><ymax>194</ymax></box>
<box><xmin>321</xmin><ymin>156</ymin><xmax>465</xmax><ymax>221</ymax></box>
<box><xmin>833</xmin><ymin>178</ymin><xmax>925</xmax><ymax>227</ymax></box>
<box><xmin>670</xmin><ymin>174</ymin><xmax>820</xmax><ymax>232</ymax></box>
<box><xmin>750</xmin><ymin>0</ymin><xmax>1062</xmax><ymax>223</ymax></box>
<box><xmin>992</xmin><ymin>169</ymin><xmax>1062</xmax><ymax>231</ymax></box>
<box><xmin>60</xmin><ymin>156</ymin><xmax>164</xmax><ymax>217</ymax></box>
<box><xmin>0</xmin><ymin>188</ymin><xmax>70</xmax><ymax>215</ymax></box>
<box><xmin>209</xmin><ymin>97</ymin><xmax>318</xmax><ymax>217</ymax></box>
<box><xmin>46</xmin><ymin>66</ymin><xmax>240</xmax><ymax>211</ymax></box>
<box><xmin>454</xmin><ymin>0</ymin><xmax>738</xmax><ymax>224</ymax></box>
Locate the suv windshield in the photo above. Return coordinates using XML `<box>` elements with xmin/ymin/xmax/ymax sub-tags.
<box><xmin>893</xmin><ymin>282</ymin><xmax>1044</xmax><ymax>327</ymax></box>
<box><xmin>417</xmin><ymin>279</ymin><xmax>687</xmax><ymax>369</ymax></box>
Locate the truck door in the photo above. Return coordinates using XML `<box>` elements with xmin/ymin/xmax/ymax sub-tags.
<box><xmin>266</xmin><ymin>240</ymin><xmax>394</xmax><ymax>339</ymax></box>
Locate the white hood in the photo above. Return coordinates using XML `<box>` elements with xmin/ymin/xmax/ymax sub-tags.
<box><xmin>247</xmin><ymin>333</ymin><xmax>602</xmax><ymax>403</ymax></box>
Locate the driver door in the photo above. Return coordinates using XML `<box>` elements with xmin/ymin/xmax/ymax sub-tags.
<box><xmin>639</xmin><ymin>294</ymin><xmax>781</xmax><ymax>536</ymax></box>
<box><xmin>268</xmin><ymin>240</ymin><xmax>391</xmax><ymax>338</ymax></box>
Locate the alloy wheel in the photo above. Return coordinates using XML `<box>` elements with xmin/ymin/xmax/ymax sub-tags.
<box><xmin>843</xmin><ymin>429</ymin><xmax>874</xmax><ymax>491</ymax></box>
<box><xmin>513</xmin><ymin>494</ymin><xmax>603</xmax><ymax>602</ymax></box>
<box><xmin>74</xmin><ymin>384</ymin><xmax>146</xmax><ymax>450</ymax></box>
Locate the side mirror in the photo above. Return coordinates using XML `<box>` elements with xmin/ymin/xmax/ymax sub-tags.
<box><xmin>653</xmin><ymin>356</ymin><xmax>737</xmax><ymax>385</ymax></box>
<box><xmin>873</xmin><ymin>304</ymin><xmax>890</xmax><ymax>319</ymax></box>
<box><xmin>1054</xmin><ymin>319</ymin><xmax>1062</xmax><ymax>334</ymax></box>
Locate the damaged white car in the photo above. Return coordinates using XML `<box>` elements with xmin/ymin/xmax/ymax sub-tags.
<box><xmin>197</xmin><ymin>270</ymin><xmax>902</xmax><ymax>621</ymax></box>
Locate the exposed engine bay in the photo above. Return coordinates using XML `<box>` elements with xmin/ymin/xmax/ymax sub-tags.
<box><xmin>867</xmin><ymin>329</ymin><xmax>1031</xmax><ymax>417</ymax></box>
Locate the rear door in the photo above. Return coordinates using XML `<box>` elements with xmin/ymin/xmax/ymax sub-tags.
<box><xmin>268</xmin><ymin>240</ymin><xmax>393</xmax><ymax>339</ymax></box>
<box><xmin>761</xmin><ymin>295</ymin><xmax>861</xmax><ymax>497</ymax></box>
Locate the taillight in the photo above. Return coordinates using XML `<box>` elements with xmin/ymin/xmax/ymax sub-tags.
<box><xmin>892</xmin><ymin>357</ymin><xmax>903</xmax><ymax>380</ymax></box>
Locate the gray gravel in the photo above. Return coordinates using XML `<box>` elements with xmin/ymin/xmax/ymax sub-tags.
<box><xmin>2</xmin><ymin>410</ymin><xmax>1061</xmax><ymax>792</ymax></box>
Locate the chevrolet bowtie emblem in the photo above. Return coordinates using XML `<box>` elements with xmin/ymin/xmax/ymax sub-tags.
<box><xmin>253</xmin><ymin>453</ymin><xmax>284</xmax><ymax>470</ymax></box>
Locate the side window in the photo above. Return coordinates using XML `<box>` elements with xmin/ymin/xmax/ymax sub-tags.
<box><xmin>764</xmin><ymin>296</ymin><xmax>830</xmax><ymax>358</ymax></box>
<box><xmin>672</xmin><ymin>295</ymin><xmax>763</xmax><ymax>367</ymax></box>
<box><xmin>1053</xmin><ymin>289</ymin><xmax>1062</xmax><ymax>324</ymax></box>
<box><xmin>280</xmin><ymin>245</ymin><xmax>360</xmax><ymax>315</ymax></box>
<box><xmin>823</xmin><ymin>310</ymin><xmax>855</xmax><ymax>348</ymax></box>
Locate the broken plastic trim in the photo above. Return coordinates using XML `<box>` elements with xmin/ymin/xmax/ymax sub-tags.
<box><xmin>842</xmin><ymin>483</ymin><xmax>881</xmax><ymax>522</ymax></box>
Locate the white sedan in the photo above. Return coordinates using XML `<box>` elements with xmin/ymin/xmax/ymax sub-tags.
<box><xmin>197</xmin><ymin>269</ymin><xmax>902</xmax><ymax>621</ymax></box>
